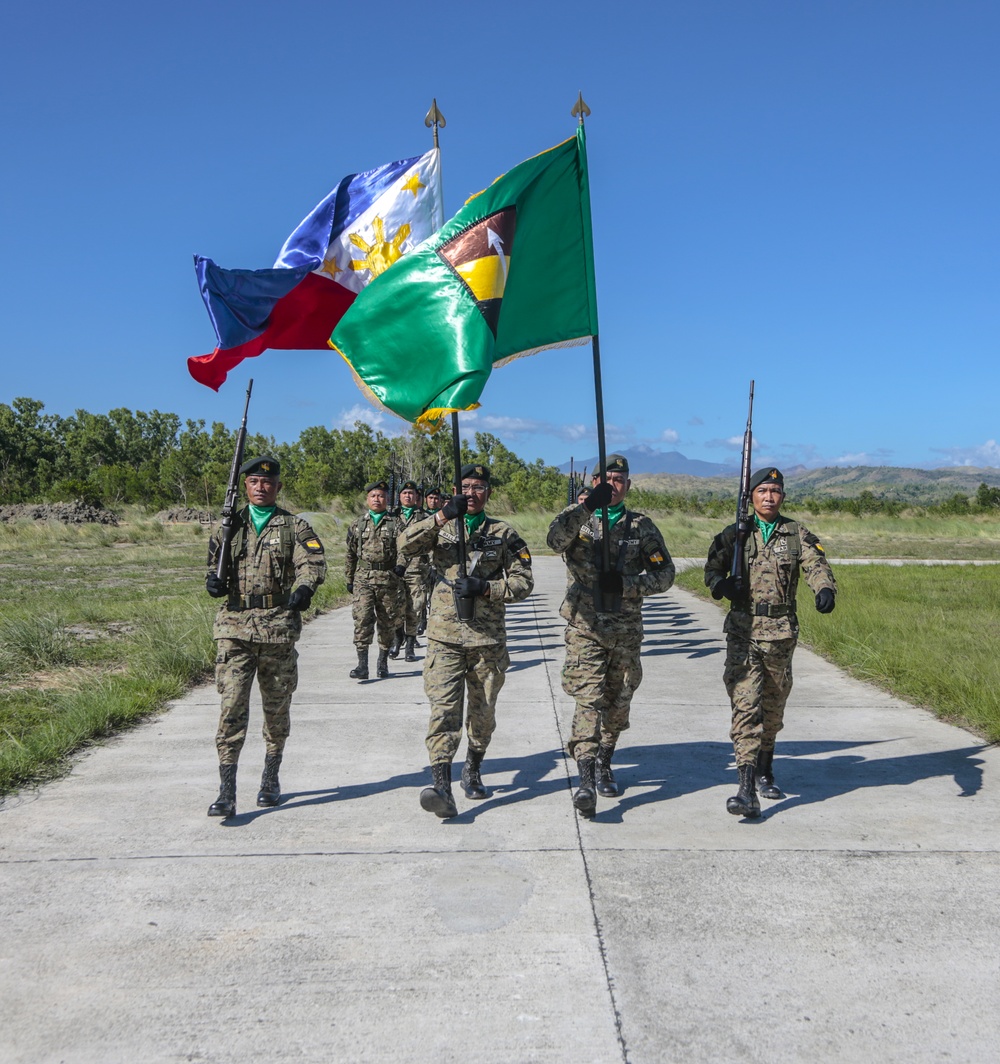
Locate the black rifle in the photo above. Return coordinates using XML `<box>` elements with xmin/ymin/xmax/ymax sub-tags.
<box><xmin>214</xmin><ymin>378</ymin><xmax>254</xmax><ymax>584</ymax></box>
<box><xmin>731</xmin><ymin>381</ymin><xmax>755</xmax><ymax>594</ymax></box>
<box><xmin>567</xmin><ymin>456</ymin><xmax>575</xmax><ymax>507</ymax></box>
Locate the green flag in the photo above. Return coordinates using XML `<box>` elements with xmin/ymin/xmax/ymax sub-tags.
<box><xmin>329</xmin><ymin>127</ymin><xmax>598</xmax><ymax>426</ymax></box>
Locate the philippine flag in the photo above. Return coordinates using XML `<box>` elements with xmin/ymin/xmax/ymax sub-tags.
<box><xmin>188</xmin><ymin>149</ymin><xmax>443</xmax><ymax>390</ymax></box>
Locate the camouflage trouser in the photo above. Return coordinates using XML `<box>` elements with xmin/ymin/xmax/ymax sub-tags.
<box><xmin>724</xmin><ymin>634</ymin><xmax>796</xmax><ymax>766</ymax></box>
<box><xmin>214</xmin><ymin>638</ymin><xmax>298</xmax><ymax>764</ymax></box>
<box><xmin>352</xmin><ymin>573</ymin><xmax>399</xmax><ymax>650</ymax></box>
<box><xmin>423</xmin><ymin>639</ymin><xmax>510</xmax><ymax>764</ymax></box>
<box><xmin>562</xmin><ymin>621</ymin><xmax>643</xmax><ymax>762</ymax></box>
<box><xmin>401</xmin><ymin>569</ymin><xmax>428</xmax><ymax>636</ymax></box>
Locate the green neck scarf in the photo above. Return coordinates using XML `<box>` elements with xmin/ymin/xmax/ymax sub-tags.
<box><xmin>248</xmin><ymin>504</ymin><xmax>276</xmax><ymax>536</ymax></box>
<box><xmin>368</xmin><ymin>509</ymin><xmax>386</xmax><ymax>526</ymax></box>
<box><xmin>464</xmin><ymin>510</ymin><xmax>487</xmax><ymax>537</ymax></box>
<box><xmin>595</xmin><ymin>502</ymin><xmax>626</xmax><ymax>530</ymax></box>
<box><xmin>401</xmin><ymin>506</ymin><xmax>415</xmax><ymax>521</ymax></box>
<box><xmin>754</xmin><ymin>513</ymin><xmax>778</xmax><ymax>544</ymax></box>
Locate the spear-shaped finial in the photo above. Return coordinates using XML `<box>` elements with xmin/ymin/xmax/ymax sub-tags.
<box><xmin>425</xmin><ymin>98</ymin><xmax>447</xmax><ymax>148</ymax></box>
<box><xmin>571</xmin><ymin>91</ymin><xmax>591</xmax><ymax>126</ymax></box>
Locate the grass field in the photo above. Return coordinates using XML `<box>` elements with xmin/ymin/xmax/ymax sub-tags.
<box><xmin>675</xmin><ymin>563</ymin><xmax>1000</xmax><ymax>743</ymax></box>
<box><xmin>0</xmin><ymin>506</ymin><xmax>997</xmax><ymax>795</ymax></box>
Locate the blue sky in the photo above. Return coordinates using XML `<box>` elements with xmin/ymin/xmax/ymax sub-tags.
<box><xmin>2</xmin><ymin>1</ymin><xmax>997</xmax><ymax>472</ymax></box>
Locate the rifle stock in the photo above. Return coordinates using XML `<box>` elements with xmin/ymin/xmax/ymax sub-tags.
<box><xmin>214</xmin><ymin>379</ymin><xmax>254</xmax><ymax>584</ymax></box>
<box><xmin>731</xmin><ymin>380</ymin><xmax>755</xmax><ymax>593</ymax></box>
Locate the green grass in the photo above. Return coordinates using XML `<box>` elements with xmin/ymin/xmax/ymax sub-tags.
<box><xmin>675</xmin><ymin>564</ymin><xmax>1000</xmax><ymax>742</ymax></box>
<box><xmin>0</xmin><ymin>514</ymin><xmax>351</xmax><ymax>794</ymax></box>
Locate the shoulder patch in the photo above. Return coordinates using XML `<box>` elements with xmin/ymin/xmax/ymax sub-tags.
<box><xmin>300</xmin><ymin>534</ymin><xmax>324</xmax><ymax>553</ymax></box>
<box><xmin>509</xmin><ymin>535</ymin><xmax>531</xmax><ymax>563</ymax></box>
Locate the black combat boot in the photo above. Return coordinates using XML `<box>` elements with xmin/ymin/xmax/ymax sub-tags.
<box><xmin>573</xmin><ymin>757</ymin><xmax>598</xmax><ymax>818</ymax></box>
<box><xmin>207</xmin><ymin>763</ymin><xmax>237</xmax><ymax>818</ymax></box>
<box><xmin>420</xmin><ymin>762</ymin><xmax>457</xmax><ymax>818</ymax></box>
<box><xmin>376</xmin><ymin>648</ymin><xmax>390</xmax><ymax>678</ymax></box>
<box><xmin>757</xmin><ymin>749</ymin><xmax>782</xmax><ymax>800</ymax></box>
<box><xmin>388</xmin><ymin>628</ymin><xmax>404</xmax><ymax>659</ymax></box>
<box><xmin>460</xmin><ymin>748</ymin><xmax>489</xmax><ymax>799</ymax></box>
<box><xmin>349</xmin><ymin>648</ymin><xmax>369</xmax><ymax>679</ymax></box>
<box><xmin>256</xmin><ymin>753</ymin><xmax>282</xmax><ymax>807</ymax></box>
<box><xmin>727</xmin><ymin>763</ymin><xmax>761</xmax><ymax>818</ymax></box>
<box><xmin>404</xmin><ymin>636</ymin><xmax>417</xmax><ymax>662</ymax></box>
<box><xmin>596</xmin><ymin>743</ymin><xmax>619</xmax><ymax>798</ymax></box>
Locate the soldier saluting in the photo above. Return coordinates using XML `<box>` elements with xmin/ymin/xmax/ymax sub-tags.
<box><xmin>204</xmin><ymin>456</ymin><xmax>326</xmax><ymax>818</ymax></box>
<box><xmin>704</xmin><ymin>467</ymin><xmax>837</xmax><ymax>818</ymax></box>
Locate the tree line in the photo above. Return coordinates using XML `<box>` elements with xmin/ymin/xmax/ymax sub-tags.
<box><xmin>0</xmin><ymin>397</ymin><xmax>569</xmax><ymax>512</ymax></box>
<box><xmin>3</xmin><ymin>397</ymin><xmax>998</xmax><ymax>517</ymax></box>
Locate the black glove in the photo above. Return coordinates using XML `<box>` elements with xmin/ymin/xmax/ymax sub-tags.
<box><xmin>712</xmin><ymin>576</ymin><xmax>738</xmax><ymax>601</ymax></box>
<box><xmin>206</xmin><ymin>573</ymin><xmax>228</xmax><ymax>598</ymax></box>
<box><xmin>441</xmin><ymin>494</ymin><xmax>469</xmax><ymax>520</ymax></box>
<box><xmin>454</xmin><ymin>575</ymin><xmax>488</xmax><ymax>598</ymax></box>
<box><xmin>584</xmin><ymin>482</ymin><xmax>614</xmax><ymax>513</ymax></box>
<box><xmin>598</xmin><ymin>571</ymin><xmax>624</xmax><ymax>598</ymax></box>
<box><xmin>346</xmin><ymin>582</ymin><xmax>354</xmax><ymax>594</ymax></box>
<box><xmin>287</xmin><ymin>586</ymin><xmax>313</xmax><ymax>611</ymax></box>
<box><xmin>815</xmin><ymin>588</ymin><xmax>836</xmax><ymax>614</ymax></box>
<box><xmin>393</xmin><ymin>564</ymin><xmax>407</xmax><ymax>578</ymax></box>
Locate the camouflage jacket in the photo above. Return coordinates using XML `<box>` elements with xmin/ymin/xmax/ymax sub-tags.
<box><xmin>400</xmin><ymin>513</ymin><xmax>533</xmax><ymax>647</ymax></box>
<box><xmin>704</xmin><ymin>515</ymin><xmax>837</xmax><ymax>640</ymax></box>
<box><xmin>345</xmin><ymin>511</ymin><xmax>404</xmax><ymax>584</ymax></box>
<box><xmin>208</xmin><ymin>507</ymin><xmax>326</xmax><ymax>643</ymax></box>
<box><xmin>547</xmin><ymin>503</ymin><xmax>675</xmax><ymax>632</ymax></box>
<box><xmin>394</xmin><ymin>508</ymin><xmax>431</xmax><ymax>575</ymax></box>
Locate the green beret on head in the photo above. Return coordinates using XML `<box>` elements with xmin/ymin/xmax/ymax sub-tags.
<box><xmin>425</xmin><ymin>486</ymin><xmax>442</xmax><ymax>497</ymax></box>
<box><xmin>601</xmin><ymin>453</ymin><xmax>629</xmax><ymax>475</ymax></box>
<box><xmin>399</xmin><ymin>480</ymin><xmax>419</xmax><ymax>493</ymax></box>
<box><xmin>461</xmin><ymin>463</ymin><xmax>491</xmax><ymax>484</ymax></box>
<box><xmin>749</xmin><ymin>467</ymin><xmax>784</xmax><ymax>492</ymax></box>
<box><xmin>240</xmin><ymin>455</ymin><xmax>280</xmax><ymax>478</ymax></box>
<box><xmin>365</xmin><ymin>480</ymin><xmax>389</xmax><ymax>493</ymax></box>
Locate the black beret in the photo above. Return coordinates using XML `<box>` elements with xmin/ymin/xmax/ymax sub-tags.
<box><xmin>424</xmin><ymin>486</ymin><xmax>443</xmax><ymax>496</ymax></box>
<box><xmin>601</xmin><ymin>453</ymin><xmax>629</xmax><ymax>475</ymax></box>
<box><xmin>365</xmin><ymin>480</ymin><xmax>389</xmax><ymax>493</ymax></box>
<box><xmin>399</xmin><ymin>480</ymin><xmax>419</xmax><ymax>492</ymax></box>
<box><xmin>749</xmin><ymin>467</ymin><xmax>784</xmax><ymax>492</ymax></box>
<box><xmin>461</xmin><ymin>463</ymin><xmax>491</xmax><ymax>484</ymax></box>
<box><xmin>240</xmin><ymin>455</ymin><xmax>280</xmax><ymax>477</ymax></box>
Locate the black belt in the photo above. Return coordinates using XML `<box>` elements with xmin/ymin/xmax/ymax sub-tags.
<box><xmin>235</xmin><ymin>593</ymin><xmax>290</xmax><ymax>610</ymax></box>
<box><xmin>751</xmin><ymin>602</ymin><xmax>793</xmax><ymax>618</ymax></box>
<box><xmin>361</xmin><ymin>561</ymin><xmax>393</xmax><ymax>571</ymax></box>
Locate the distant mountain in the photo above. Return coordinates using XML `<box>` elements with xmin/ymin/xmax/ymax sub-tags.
<box><xmin>559</xmin><ymin>445</ymin><xmax>736</xmax><ymax>478</ymax></box>
<box><xmin>559</xmin><ymin>447</ymin><xmax>1000</xmax><ymax>502</ymax></box>
<box><xmin>629</xmin><ymin>464</ymin><xmax>1000</xmax><ymax>503</ymax></box>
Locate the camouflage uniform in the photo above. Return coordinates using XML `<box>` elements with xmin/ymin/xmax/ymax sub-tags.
<box><xmin>400</xmin><ymin>513</ymin><xmax>533</xmax><ymax>763</ymax></box>
<box><xmin>705</xmin><ymin>516</ymin><xmax>836</xmax><ymax>765</ymax></box>
<box><xmin>395</xmin><ymin>507</ymin><xmax>430</xmax><ymax>637</ymax></box>
<box><xmin>345</xmin><ymin>511</ymin><xmax>404</xmax><ymax>651</ymax></box>
<box><xmin>208</xmin><ymin>507</ymin><xmax>326</xmax><ymax>765</ymax></box>
<box><xmin>548</xmin><ymin>502</ymin><xmax>675</xmax><ymax>761</ymax></box>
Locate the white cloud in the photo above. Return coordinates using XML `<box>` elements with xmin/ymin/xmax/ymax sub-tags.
<box><xmin>660</xmin><ymin>428</ymin><xmax>680</xmax><ymax>444</ymax></box>
<box><xmin>932</xmin><ymin>440</ymin><xmax>1000</xmax><ymax>468</ymax></box>
<box><xmin>830</xmin><ymin>448</ymin><xmax>894</xmax><ymax>467</ymax></box>
<box><xmin>333</xmin><ymin>403</ymin><xmax>390</xmax><ymax>433</ymax></box>
<box><xmin>705</xmin><ymin>435</ymin><xmax>745</xmax><ymax>451</ymax></box>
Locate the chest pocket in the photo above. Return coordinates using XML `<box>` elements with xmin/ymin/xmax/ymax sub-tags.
<box><xmin>470</xmin><ymin>531</ymin><xmax>504</xmax><ymax>578</ymax></box>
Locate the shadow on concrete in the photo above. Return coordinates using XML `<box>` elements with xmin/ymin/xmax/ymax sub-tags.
<box><xmin>587</xmin><ymin>738</ymin><xmax>987</xmax><ymax>823</ymax></box>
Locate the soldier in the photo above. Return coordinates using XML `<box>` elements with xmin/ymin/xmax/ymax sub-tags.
<box><xmin>400</xmin><ymin>463</ymin><xmax>533</xmax><ymax>818</ymax></box>
<box><xmin>547</xmin><ymin>454</ymin><xmax>675</xmax><ymax>818</ymax></box>
<box><xmin>424</xmin><ymin>487</ymin><xmax>444</xmax><ymax>514</ymax></box>
<box><xmin>204</xmin><ymin>456</ymin><xmax>326</xmax><ymax>818</ymax></box>
<box><xmin>419</xmin><ymin>486</ymin><xmax>444</xmax><ymax>634</ymax></box>
<box><xmin>392</xmin><ymin>480</ymin><xmax>430</xmax><ymax>662</ymax></box>
<box><xmin>704</xmin><ymin>467</ymin><xmax>837</xmax><ymax>818</ymax></box>
<box><xmin>345</xmin><ymin>480</ymin><xmax>405</xmax><ymax>680</ymax></box>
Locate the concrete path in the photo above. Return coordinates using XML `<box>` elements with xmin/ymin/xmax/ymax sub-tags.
<box><xmin>1</xmin><ymin>558</ymin><xmax>998</xmax><ymax>1064</ymax></box>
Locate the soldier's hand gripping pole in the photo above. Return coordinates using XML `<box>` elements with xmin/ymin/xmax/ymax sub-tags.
<box><xmin>214</xmin><ymin>379</ymin><xmax>254</xmax><ymax>585</ymax></box>
<box><xmin>731</xmin><ymin>380</ymin><xmax>755</xmax><ymax>594</ymax></box>
<box><xmin>450</xmin><ymin>411</ymin><xmax>475</xmax><ymax>621</ymax></box>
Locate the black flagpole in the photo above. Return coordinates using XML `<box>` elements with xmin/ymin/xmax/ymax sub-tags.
<box><xmin>572</xmin><ymin>91</ymin><xmax>616</xmax><ymax>608</ymax></box>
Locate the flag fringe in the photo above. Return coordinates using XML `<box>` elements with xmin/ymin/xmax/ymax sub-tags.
<box><xmin>492</xmin><ymin>334</ymin><xmax>591</xmax><ymax>370</ymax></box>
